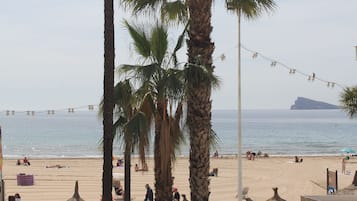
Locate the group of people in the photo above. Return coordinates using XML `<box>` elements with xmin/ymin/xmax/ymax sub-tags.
<box><xmin>144</xmin><ymin>184</ymin><xmax>188</xmax><ymax>201</ymax></box>
<box><xmin>16</xmin><ymin>157</ymin><xmax>30</xmax><ymax>166</ymax></box>
<box><xmin>246</xmin><ymin>151</ymin><xmax>256</xmax><ymax>160</ymax></box>
<box><xmin>8</xmin><ymin>193</ymin><xmax>21</xmax><ymax>201</ymax></box>
<box><xmin>294</xmin><ymin>156</ymin><xmax>303</xmax><ymax>163</ymax></box>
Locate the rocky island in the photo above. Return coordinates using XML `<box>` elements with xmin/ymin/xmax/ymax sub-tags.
<box><xmin>290</xmin><ymin>97</ymin><xmax>340</xmax><ymax>110</ymax></box>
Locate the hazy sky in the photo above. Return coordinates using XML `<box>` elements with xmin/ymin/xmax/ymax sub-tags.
<box><xmin>1</xmin><ymin>0</ymin><xmax>357</xmax><ymax>110</ymax></box>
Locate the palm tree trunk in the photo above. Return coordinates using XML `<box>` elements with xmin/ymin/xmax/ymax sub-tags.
<box><xmin>187</xmin><ymin>0</ymin><xmax>214</xmax><ymax>201</ymax></box>
<box><xmin>103</xmin><ymin>0</ymin><xmax>115</xmax><ymax>200</ymax></box>
<box><xmin>154</xmin><ymin>100</ymin><xmax>173</xmax><ymax>201</ymax></box>
<box><xmin>124</xmin><ymin>146</ymin><xmax>131</xmax><ymax>201</ymax></box>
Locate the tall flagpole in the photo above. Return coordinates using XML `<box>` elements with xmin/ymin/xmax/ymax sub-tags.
<box><xmin>237</xmin><ymin>8</ymin><xmax>243</xmax><ymax>201</ymax></box>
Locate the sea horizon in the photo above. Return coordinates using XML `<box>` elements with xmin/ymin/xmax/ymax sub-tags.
<box><xmin>1</xmin><ymin>109</ymin><xmax>356</xmax><ymax>158</ymax></box>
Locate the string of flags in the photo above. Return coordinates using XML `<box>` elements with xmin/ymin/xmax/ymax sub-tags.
<box><xmin>216</xmin><ymin>44</ymin><xmax>345</xmax><ymax>89</ymax></box>
<box><xmin>2</xmin><ymin>105</ymin><xmax>98</xmax><ymax>116</ymax></box>
<box><xmin>2</xmin><ymin>44</ymin><xmax>348</xmax><ymax>116</ymax></box>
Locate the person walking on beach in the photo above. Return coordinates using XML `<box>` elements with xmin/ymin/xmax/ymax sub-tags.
<box><xmin>144</xmin><ymin>184</ymin><xmax>153</xmax><ymax>201</ymax></box>
<box><xmin>173</xmin><ymin>188</ymin><xmax>180</xmax><ymax>201</ymax></box>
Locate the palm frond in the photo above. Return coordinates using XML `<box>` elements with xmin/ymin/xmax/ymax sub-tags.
<box><xmin>140</xmin><ymin>93</ymin><xmax>156</xmax><ymax>128</ymax></box>
<box><xmin>184</xmin><ymin>62</ymin><xmax>220</xmax><ymax>89</ymax></box>
<box><xmin>120</xmin><ymin>0</ymin><xmax>162</xmax><ymax>15</ymax></box>
<box><xmin>209</xmin><ymin>128</ymin><xmax>221</xmax><ymax>151</ymax></box>
<box><xmin>120</xmin><ymin>64</ymin><xmax>160</xmax><ymax>84</ymax></box>
<box><xmin>161</xmin><ymin>1</ymin><xmax>188</xmax><ymax>24</ymax></box>
<box><xmin>124</xmin><ymin>20</ymin><xmax>151</xmax><ymax>58</ymax></box>
<box><xmin>165</xmin><ymin>68</ymin><xmax>185</xmax><ymax>100</ymax></box>
<box><xmin>226</xmin><ymin>0</ymin><xmax>276</xmax><ymax>19</ymax></box>
<box><xmin>125</xmin><ymin>111</ymin><xmax>151</xmax><ymax>163</ymax></box>
<box><xmin>172</xmin><ymin>23</ymin><xmax>188</xmax><ymax>65</ymax></box>
<box><xmin>150</xmin><ymin>23</ymin><xmax>169</xmax><ymax>65</ymax></box>
<box><xmin>340</xmin><ymin>87</ymin><xmax>357</xmax><ymax>118</ymax></box>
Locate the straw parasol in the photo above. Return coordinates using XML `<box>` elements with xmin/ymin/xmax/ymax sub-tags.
<box><xmin>266</xmin><ymin>187</ymin><xmax>286</xmax><ymax>201</ymax></box>
<box><xmin>67</xmin><ymin>180</ymin><xmax>85</xmax><ymax>201</ymax></box>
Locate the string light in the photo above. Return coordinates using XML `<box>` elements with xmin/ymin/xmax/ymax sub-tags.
<box><xmin>2</xmin><ymin>43</ymin><xmax>347</xmax><ymax>116</ymax></box>
<box><xmin>1</xmin><ymin>104</ymin><xmax>98</xmax><ymax>116</ymax></box>
<box><xmin>240</xmin><ymin>45</ymin><xmax>345</xmax><ymax>89</ymax></box>
<box><xmin>270</xmin><ymin>61</ymin><xmax>277</xmax><ymax>67</ymax></box>
<box><xmin>252</xmin><ymin>52</ymin><xmax>258</xmax><ymax>59</ymax></box>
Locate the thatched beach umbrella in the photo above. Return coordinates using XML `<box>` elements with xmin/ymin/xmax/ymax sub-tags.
<box><xmin>67</xmin><ymin>180</ymin><xmax>85</xmax><ymax>201</ymax></box>
<box><xmin>266</xmin><ymin>187</ymin><xmax>286</xmax><ymax>201</ymax></box>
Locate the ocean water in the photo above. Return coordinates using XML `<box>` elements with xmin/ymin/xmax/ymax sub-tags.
<box><xmin>0</xmin><ymin>109</ymin><xmax>356</xmax><ymax>158</ymax></box>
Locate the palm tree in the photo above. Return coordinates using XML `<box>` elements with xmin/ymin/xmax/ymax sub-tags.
<box><xmin>119</xmin><ymin>2</ymin><xmax>219</xmax><ymax>201</ymax></box>
<box><xmin>103</xmin><ymin>0</ymin><xmax>115</xmax><ymax>200</ymax></box>
<box><xmin>185</xmin><ymin>1</ymin><xmax>215</xmax><ymax>201</ymax></box>
<box><xmin>112</xmin><ymin>80</ymin><xmax>153</xmax><ymax>201</ymax></box>
<box><xmin>120</xmin><ymin>21</ymin><xmax>186</xmax><ymax>201</ymax></box>
<box><xmin>340</xmin><ymin>87</ymin><xmax>357</xmax><ymax>118</ymax></box>
<box><xmin>225</xmin><ymin>1</ymin><xmax>276</xmax><ymax>200</ymax></box>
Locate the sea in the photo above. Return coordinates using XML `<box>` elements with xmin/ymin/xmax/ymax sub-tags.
<box><xmin>0</xmin><ymin>109</ymin><xmax>357</xmax><ymax>158</ymax></box>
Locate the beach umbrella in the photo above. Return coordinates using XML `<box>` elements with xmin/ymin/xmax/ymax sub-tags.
<box><xmin>340</xmin><ymin>148</ymin><xmax>356</xmax><ymax>154</ymax></box>
<box><xmin>266</xmin><ymin>187</ymin><xmax>286</xmax><ymax>201</ymax></box>
<box><xmin>67</xmin><ymin>180</ymin><xmax>85</xmax><ymax>201</ymax></box>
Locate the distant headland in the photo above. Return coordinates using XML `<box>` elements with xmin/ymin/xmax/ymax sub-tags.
<box><xmin>290</xmin><ymin>97</ymin><xmax>340</xmax><ymax>110</ymax></box>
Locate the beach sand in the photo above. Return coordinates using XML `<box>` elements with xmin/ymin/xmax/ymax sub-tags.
<box><xmin>2</xmin><ymin>156</ymin><xmax>355</xmax><ymax>201</ymax></box>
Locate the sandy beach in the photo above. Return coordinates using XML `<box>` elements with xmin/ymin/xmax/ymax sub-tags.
<box><xmin>2</xmin><ymin>156</ymin><xmax>356</xmax><ymax>201</ymax></box>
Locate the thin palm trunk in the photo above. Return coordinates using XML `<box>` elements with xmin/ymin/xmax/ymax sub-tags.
<box><xmin>187</xmin><ymin>0</ymin><xmax>214</xmax><ymax>201</ymax></box>
<box><xmin>103</xmin><ymin>0</ymin><xmax>115</xmax><ymax>200</ymax></box>
<box><xmin>124</xmin><ymin>145</ymin><xmax>131</xmax><ymax>201</ymax></box>
<box><xmin>154</xmin><ymin>100</ymin><xmax>173</xmax><ymax>201</ymax></box>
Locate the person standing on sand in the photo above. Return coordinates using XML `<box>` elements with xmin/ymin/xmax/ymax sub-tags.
<box><xmin>144</xmin><ymin>184</ymin><xmax>153</xmax><ymax>201</ymax></box>
<box><xmin>342</xmin><ymin>158</ymin><xmax>346</xmax><ymax>174</ymax></box>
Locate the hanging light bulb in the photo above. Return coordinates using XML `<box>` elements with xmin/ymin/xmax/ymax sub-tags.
<box><xmin>6</xmin><ymin>110</ymin><xmax>10</xmax><ymax>116</ymax></box>
<box><xmin>327</xmin><ymin>82</ymin><xmax>330</xmax><ymax>87</ymax></box>
<box><xmin>220</xmin><ymin>54</ymin><xmax>226</xmax><ymax>61</ymax></box>
<box><xmin>270</xmin><ymin>61</ymin><xmax>277</xmax><ymax>67</ymax></box>
<box><xmin>331</xmin><ymin>83</ymin><xmax>335</xmax><ymax>88</ymax></box>
<box><xmin>252</xmin><ymin>52</ymin><xmax>258</xmax><ymax>59</ymax></box>
<box><xmin>308</xmin><ymin>76</ymin><xmax>312</xmax><ymax>81</ymax></box>
<box><xmin>12</xmin><ymin>110</ymin><xmax>15</xmax><ymax>115</ymax></box>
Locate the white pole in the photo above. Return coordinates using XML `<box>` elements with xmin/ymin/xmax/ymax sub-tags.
<box><xmin>237</xmin><ymin>9</ymin><xmax>243</xmax><ymax>201</ymax></box>
<box><xmin>0</xmin><ymin>126</ymin><xmax>3</xmax><ymax>201</ymax></box>
<box><xmin>355</xmin><ymin>46</ymin><xmax>357</xmax><ymax>60</ymax></box>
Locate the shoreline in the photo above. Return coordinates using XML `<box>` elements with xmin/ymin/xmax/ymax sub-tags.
<box><xmin>3</xmin><ymin>153</ymin><xmax>349</xmax><ymax>160</ymax></box>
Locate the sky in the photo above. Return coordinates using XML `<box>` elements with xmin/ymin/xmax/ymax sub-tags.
<box><xmin>1</xmin><ymin>0</ymin><xmax>357</xmax><ymax>110</ymax></box>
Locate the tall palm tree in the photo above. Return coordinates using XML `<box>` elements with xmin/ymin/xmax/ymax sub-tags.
<box><xmin>119</xmin><ymin>2</ymin><xmax>220</xmax><ymax>201</ymax></box>
<box><xmin>340</xmin><ymin>87</ymin><xmax>357</xmax><ymax>118</ymax></box>
<box><xmin>120</xmin><ymin>21</ymin><xmax>186</xmax><ymax>201</ymax></box>
<box><xmin>225</xmin><ymin>1</ymin><xmax>276</xmax><ymax>200</ymax></box>
<box><xmin>185</xmin><ymin>1</ymin><xmax>215</xmax><ymax>201</ymax></box>
<box><xmin>112</xmin><ymin>80</ymin><xmax>153</xmax><ymax>201</ymax></box>
<box><xmin>103</xmin><ymin>0</ymin><xmax>115</xmax><ymax>200</ymax></box>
